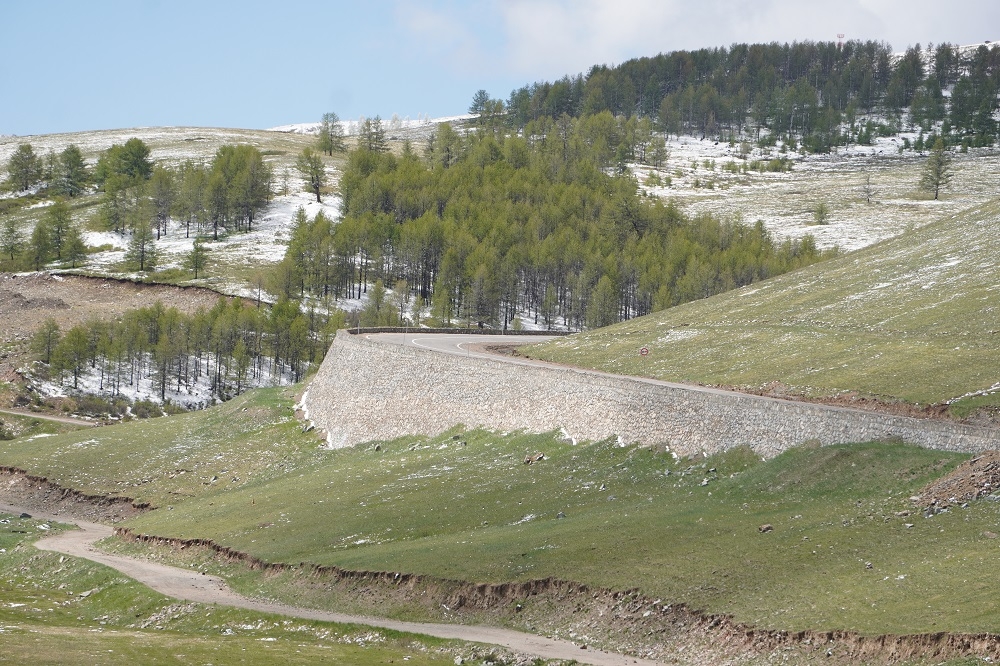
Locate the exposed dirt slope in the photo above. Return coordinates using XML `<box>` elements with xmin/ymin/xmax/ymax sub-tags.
<box><xmin>0</xmin><ymin>272</ymin><xmax>229</xmax><ymax>386</ymax></box>
<box><xmin>0</xmin><ymin>466</ymin><xmax>150</xmax><ymax>522</ymax></box>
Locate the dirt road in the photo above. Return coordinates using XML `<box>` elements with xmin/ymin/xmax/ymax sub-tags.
<box><xmin>0</xmin><ymin>407</ymin><xmax>95</xmax><ymax>427</ymax></box>
<box><xmin>0</xmin><ymin>503</ymin><xmax>663</xmax><ymax>666</ymax></box>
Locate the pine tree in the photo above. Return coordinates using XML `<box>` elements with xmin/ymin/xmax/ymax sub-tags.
<box><xmin>919</xmin><ymin>138</ymin><xmax>952</xmax><ymax>200</ymax></box>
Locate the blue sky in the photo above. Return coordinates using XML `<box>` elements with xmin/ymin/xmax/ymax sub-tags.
<box><xmin>2</xmin><ymin>0</ymin><xmax>997</xmax><ymax>136</ymax></box>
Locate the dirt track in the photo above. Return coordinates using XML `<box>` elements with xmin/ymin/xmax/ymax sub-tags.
<box><xmin>0</xmin><ymin>502</ymin><xmax>662</xmax><ymax>666</ymax></box>
<box><xmin>0</xmin><ymin>407</ymin><xmax>94</xmax><ymax>426</ymax></box>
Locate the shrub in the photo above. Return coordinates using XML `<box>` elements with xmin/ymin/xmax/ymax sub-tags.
<box><xmin>813</xmin><ymin>202</ymin><xmax>830</xmax><ymax>225</ymax></box>
<box><xmin>132</xmin><ymin>400</ymin><xmax>163</xmax><ymax>419</ymax></box>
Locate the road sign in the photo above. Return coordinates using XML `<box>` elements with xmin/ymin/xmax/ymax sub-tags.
<box><xmin>639</xmin><ymin>346</ymin><xmax>649</xmax><ymax>357</ymax></box>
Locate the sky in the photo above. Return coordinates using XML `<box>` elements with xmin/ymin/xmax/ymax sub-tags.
<box><xmin>1</xmin><ymin>0</ymin><xmax>998</xmax><ymax>136</ymax></box>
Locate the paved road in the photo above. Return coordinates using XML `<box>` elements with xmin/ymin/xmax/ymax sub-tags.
<box><xmin>0</xmin><ymin>503</ymin><xmax>663</xmax><ymax>666</ymax></box>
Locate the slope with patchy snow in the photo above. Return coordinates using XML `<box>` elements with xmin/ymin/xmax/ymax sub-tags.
<box><xmin>531</xmin><ymin>196</ymin><xmax>1000</xmax><ymax>407</ymax></box>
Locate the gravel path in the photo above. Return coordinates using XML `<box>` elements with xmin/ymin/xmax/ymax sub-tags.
<box><xmin>0</xmin><ymin>502</ymin><xmax>663</xmax><ymax>666</ymax></box>
<box><xmin>0</xmin><ymin>407</ymin><xmax>95</xmax><ymax>426</ymax></box>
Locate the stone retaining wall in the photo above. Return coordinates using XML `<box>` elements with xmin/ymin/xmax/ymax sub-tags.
<box><xmin>305</xmin><ymin>330</ymin><xmax>999</xmax><ymax>457</ymax></box>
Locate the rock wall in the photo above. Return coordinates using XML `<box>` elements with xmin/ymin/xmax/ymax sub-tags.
<box><xmin>305</xmin><ymin>330</ymin><xmax>999</xmax><ymax>457</ymax></box>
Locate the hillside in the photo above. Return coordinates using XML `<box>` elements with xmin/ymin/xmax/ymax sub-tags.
<box><xmin>0</xmin><ymin>127</ymin><xmax>339</xmax><ymax>298</ymax></box>
<box><xmin>526</xmin><ymin>196</ymin><xmax>1000</xmax><ymax>416</ymax></box>
<box><xmin>11</xmin><ymin>396</ymin><xmax>1000</xmax><ymax>662</ymax></box>
<box><xmin>3</xmin><ymin>28</ymin><xmax>1000</xmax><ymax>666</ymax></box>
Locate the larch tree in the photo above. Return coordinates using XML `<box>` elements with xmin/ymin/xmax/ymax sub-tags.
<box><xmin>149</xmin><ymin>166</ymin><xmax>175</xmax><ymax>239</ymax></box>
<box><xmin>43</xmin><ymin>199</ymin><xmax>72</xmax><ymax>259</ymax></box>
<box><xmin>469</xmin><ymin>89</ymin><xmax>491</xmax><ymax>122</ymax></box>
<box><xmin>55</xmin><ymin>144</ymin><xmax>89</xmax><ymax>197</ymax></box>
<box><xmin>1</xmin><ymin>216</ymin><xmax>23</xmax><ymax>261</ymax></box>
<box><xmin>186</xmin><ymin>237</ymin><xmax>209</xmax><ymax>278</ymax></box>
<box><xmin>5</xmin><ymin>143</ymin><xmax>43</xmax><ymax>193</ymax></box>
<box><xmin>33</xmin><ymin>318</ymin><xmax>61</xmax><ymax>364</ymax></box>
<box><xmin>62</xmin><ymin>223</ymin><xmax>88</xmax><ymax>268</ymax></box>
<box><xmin>295</xmin><ymin>148</ymin><xmax>326</xmax><ymax>202</ymax></box>
<box><xmin>358</xmin><ymin>116</ymin><xmax>388</xmax><ymax>153</ymax></box>
<box><xmin>27</xmin><ymin>220</ymin><xmax>51</xmax><ymax>270</ymax></box>
<box><xmin>317</xmin><ymin>112</ymin><xmax>346</xmax><ymax>155</ymax></box>
<box><xmin>919</xmin><ymin>138</ymin><xmax>952</xmax><ymax>199</ymax></box>
<box><xmin>125</xmin><ymin>199</ymin><xmax>158</xmax><ymax>272</ymax></box>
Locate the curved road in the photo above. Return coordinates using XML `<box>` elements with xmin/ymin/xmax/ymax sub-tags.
<box><xmin>0</xmin><ymin>503</ymin><xmax>662</xmax><ymax>666</ymax></box>
<box><xmin>365</xmin><ymin>332</ymin><xmax>927</xmax><ymax>417</ymax></box>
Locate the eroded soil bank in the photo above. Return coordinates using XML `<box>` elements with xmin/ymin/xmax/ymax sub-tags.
<box><xmin>5</xmin><ymin>464</ymin><xmax>1000</xmax><ymax>664</ymax></box>
<box><xmin>109</xmin><ymin>525</ymin><xmax>1000</xmax><ymax>666</ymax></box>
<box><xmin>0</xmin><ymin>466</ymin><xmax>150</xmax><ymax>522</ymax></box>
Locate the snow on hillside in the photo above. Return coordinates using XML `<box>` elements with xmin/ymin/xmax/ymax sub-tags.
<box><xmin>0</xmin><ymin>126</ymin><xmax>305</xmax><ymax>167</ymax></box>
<box><xmin>632</xmin><ymin>124</ymin><xmax>1000</xmax><ymax>253</ymax></box>
<box><xmin>80</xmin><ymin>186</ymin><xmax>341</xmax><ymax>300</ymax></box>
<box><xmin>269</xmin><ymin>114</ymin><xmax>476</xmax><ymax>141</ymax></box>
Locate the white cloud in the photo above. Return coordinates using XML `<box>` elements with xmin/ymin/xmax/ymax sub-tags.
<box><xmin>493</xmin><ymin>0</ymin><xmax>996</xmax><ymax>81</ymax></box>
<box><xmin>392</xmin><ymin>3</ymin><xmax>490</xmax><ymax>75</ymax></box>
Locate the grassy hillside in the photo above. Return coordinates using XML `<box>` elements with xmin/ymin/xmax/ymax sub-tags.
<box><xmin>0</xmin><ymin>515</ymin><xmax>463</xmax><ymax>665</ymax></box>
<box><xmin>0</xmin><ymin>387</ymin><xmax>317</xmax><ymax>507</ymax></box>
<box><xmin>112</xmin><ymin>432</ymin><xmax>995</xmax><ymax>637</ymax></box>
<box><xmin>526</xmin><ymin>197</ymin><xmax>1000</xmax><ymax>412</ymax></box>
<box><xmin>8</xmin><ymin>396</ymin><xmax>996</xmax><ymax>637</ymax></box>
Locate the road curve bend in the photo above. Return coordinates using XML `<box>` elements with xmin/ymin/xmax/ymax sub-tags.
<box><xmin>0</xmin><ymin>503</ymin><xmax>663</xmax><ymax>666</ymax></box>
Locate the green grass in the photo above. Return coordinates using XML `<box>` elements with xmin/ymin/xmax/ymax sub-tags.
<box><xmin>0</xmin><ymin>411</ymin><xmax>89</xmax><ymax>440</ymax></box>
<box><xmin>79</xmin><ymin>409</ymin><xmax>997</xmax><ymax>638</ymax></box>
<box><xmin>4</xmin><ymin>385</ymin><xmax>999</xmax><ymax>641</ymax></box>
<box><xmin>526</xmin><ymin>197</ymin><xmax>1000</xmax><ymax>409</ymax></box>
<box><xmin>0</xmin><ymin>387</ymin><xmax>319</xmax><ymax>507</ymax></box>
<box><xmin>0</xmin><ymin>515</ymin><xmax>469</xmax><ymax>665</ymax></box>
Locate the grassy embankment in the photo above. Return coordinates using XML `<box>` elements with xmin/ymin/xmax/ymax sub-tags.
<box><xmin>0</xmin><ymin>410</ymin><xmax>89</xmax><ymax>439</ymax></box>
<box><xmin>3</xmin><ymin>391</ymin><xmax>998</xmax><ymax>638</ymax></box>
<box><xmin>0</xmin><ymin>516</ymin><xmax>463</xmax><ymax>665</ymax></box>
<box><xmin>526</xmin><ymin>197</ymin><xmax>1000</xmax><ymax>416</ymax></box>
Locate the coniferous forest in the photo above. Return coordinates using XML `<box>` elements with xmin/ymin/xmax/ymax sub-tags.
<box><xmin>8</xmin><ymin>38</ymin><xmax>999</xmax><ymax>409</ymax></box>
<box><xmin>502</xmin><ymin>40</ymin><xmax>1000</xmax><ymax>150</ymax></box>
<box><xmin>273</xmin><ymin>117</ymin><xmax>831</xmax><ymax>331</ymax></box>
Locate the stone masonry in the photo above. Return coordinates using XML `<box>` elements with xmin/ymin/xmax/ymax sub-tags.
<box><xmin>304</xmin><ymin>330</ymin><xmax>1000</xmax><ymax>457</ymax></box>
